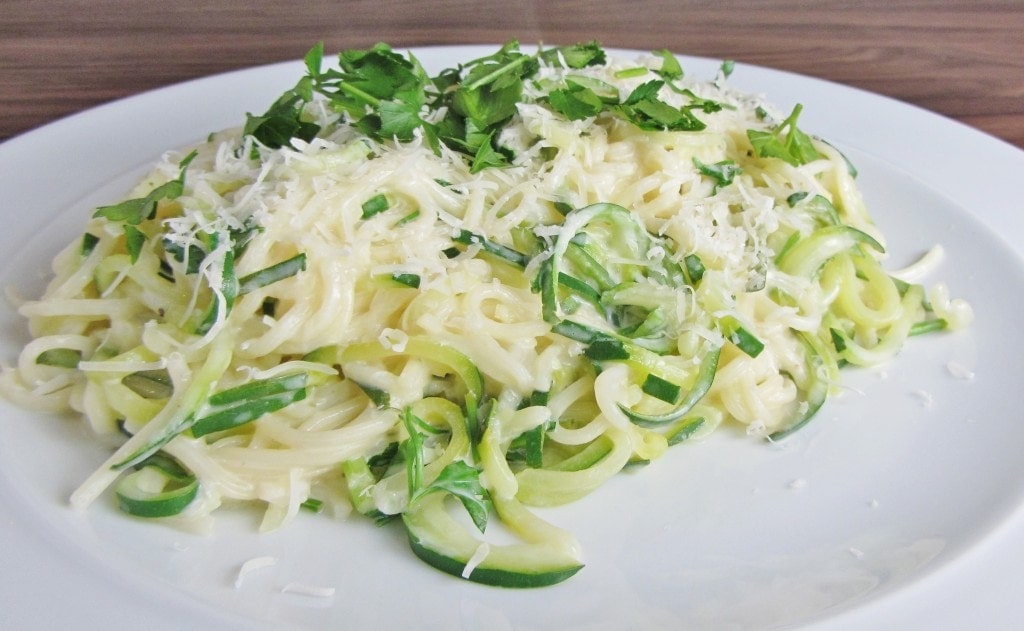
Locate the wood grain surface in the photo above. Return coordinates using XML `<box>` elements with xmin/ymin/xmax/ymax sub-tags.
<box><xmin>2</xmin><ymin>0</ymin><xmax>1022</xmax><ymax>148</ymax></box>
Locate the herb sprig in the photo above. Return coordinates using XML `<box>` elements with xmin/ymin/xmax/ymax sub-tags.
<box><xmin>244</xmin><ymin>41</ymin><xmax>743</xmax><ymax>172</ymax></box>
<box><xmin>746</xmin><ymin>103</ymin><xmax>820</xmax><ymax>166</ymax></box>
<box><xmin>93</xmin><ymin>151</ymin><xmax>197</xmax><ymax>263</ymax></box>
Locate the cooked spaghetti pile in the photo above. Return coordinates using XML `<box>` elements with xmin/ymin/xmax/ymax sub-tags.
<box><xmin>0</xmin><ymin>41</ymin><xmax>971</xmax><ymax>586</ymax></box>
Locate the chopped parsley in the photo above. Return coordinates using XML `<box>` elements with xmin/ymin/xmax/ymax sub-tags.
<box><xmin>245</xmin><ymin>41</ymin><xmax>738</xmax><ymax>171</ymax></box>
<box><xmin>746</xmin><ymin>103</ymin><xmax>821</xmax><ymax>166</ymax></box>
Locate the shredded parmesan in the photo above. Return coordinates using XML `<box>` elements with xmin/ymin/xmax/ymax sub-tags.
<box><xmin>281</xmin><ymin>582</ymin><xmax>336</xmax><ymax>598</ymax></box>
<box><xmin>946</xmin><ymin>360</ymin><xmax>975</xmax><ymax>380</ymax></box>
<box><xmin>462</xmin><ymin>542</ymin><xmax>491</xmax><ymax>578</ymax></box>
<box><xmin>234</xmin><ymin>556</ymin><xmax>278</xmax><ymax>589</ymax></box>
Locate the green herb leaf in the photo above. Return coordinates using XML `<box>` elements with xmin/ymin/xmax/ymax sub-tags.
<box><xmin>615</xmin><ymin>80</ymin><xmax>706</xmax><ymax>132</ymax></box>
<box><xmin>540</xmin><ymin>41</ymin><xmax>606</xmax><ymax>69</ymax></box>
<box><xmin>653</xmin><ymin>49</ymin><xmax>683</xmax><ymax>81</ymax></box>
<box><xmin>377</xmin><ymin>94</ymin><xmax>426</xmax><ymax>141</ymax></box>
<box><xmin>548</xmin><ymin>83</ymin><xmax>604</xmax><ymax>120</ymax></box>
<box><xmin>97</xmin><ymin>198</ymin><xmax>150</xmax><ymax>224</ymax></box>
<box><xmin>93</xmin><ymin>151</ymin><xmax>196</xmax><ymax>226</ymax></box>
<box><xmin>238</xmin><ymin>253</ymin><xmax>307</xmax><ymax>294</ymax></box>
<box><xmin>623</xmin><ymin>80</ymin><xmax>663</xmax><ymax>106</ymax></box>
<box><xmin>304</xmin><ymin>41</ymin><xmax>324</xmax><ymax>78</ymax></box>
<box><xmin>401</xmin><ymin>408</ymin><xmax>426</xmax><ymax>498</ymax></box>
<box><xmin>566</xmin><ymin>75</ymin><xmax>619</xmax><ymax>103</ymax></box>
<box><xmin>468</xmin><ymin>132</ymin><xmax>512</xmax><ymax>173</ymax></box>
<box><xmin>93</xmin><ymin>152</ymin><xmax>197</xmax><ymax>265</ymax></box>
<box><xmin>244</xmin><ymin>79</ymin><xmax>321</xmax><ymax>149</ymax></box>
<box><xmin>453</xmin><ymin>48</ymin><xmax>534</xmax><ymax>125</ymax></box>
<box><xmin>415</xmin><ymin>460</ymin><xmax>491</xmax><ymax>533</ymax></box>
<box><xmin>746</xmin><ymin>103</ymin><xmax>820</xmax><ymax>166</ymax></box>
<box><xmin>693</xmin><ymin>157</ymin><xmax>742</xmax><ymax>188</ymax></box>
<box><xmin>361</xmin><ymin>193</ymin><xmax>390</xmax><ymax>219</ymax></box>
<box><xmin>123</xmin><ymin>224</ymin><xmax>146</xmax><ymax>264</ymax></box>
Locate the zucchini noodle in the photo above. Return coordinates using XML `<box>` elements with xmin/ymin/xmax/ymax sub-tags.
<box><xmin>0</xmin><ymin>42</ymin><xmax>971</xmax><ymax>586</ymax></box>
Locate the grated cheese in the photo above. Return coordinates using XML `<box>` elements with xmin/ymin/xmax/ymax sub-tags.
<box><xmin>234</xmin><ymin>555</ymin><xmax>278</xmax><ymax>589</ymax></box>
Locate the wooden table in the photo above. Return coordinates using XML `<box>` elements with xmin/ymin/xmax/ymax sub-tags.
<box><xmin>2</xmin><ymin>0</ymin><xmax>1022</xmax><ymax>149</ymax></box>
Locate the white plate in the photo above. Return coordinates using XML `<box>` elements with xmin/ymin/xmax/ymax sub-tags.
<box><xmin>2</xmin><ymin>46</ymin><xmax>1023</xmax><ymax>630</ymax></box>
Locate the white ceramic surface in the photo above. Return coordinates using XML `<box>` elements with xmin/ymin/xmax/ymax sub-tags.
<box><xmin>2</xmin><ymin>46</ymin><xmax>1023</xmax><ymax>630</ymax></box>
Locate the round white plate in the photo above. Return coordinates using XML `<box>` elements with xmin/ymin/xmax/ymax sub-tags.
<box><xmin>2</xmin><ymin>46</ymin><xmax>1023</xmax><ymax>630</ymax></box>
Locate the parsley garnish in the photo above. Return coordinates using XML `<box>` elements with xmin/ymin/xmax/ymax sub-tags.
<box><xmin>243</xmin><ymin>45</ymin><xmax>323</xmax><ymax>150</ymax></box>
<box><xmin>402</xmin><ymin>408</ymin><xmax>491</xmax><ymax>532</ymax></box>
<box><xmin>693</xmin><ymin>157</ymin><xmax>742</xmax><ymax>189</ymax></box>
<box><xmin>93</xmin><ymin>151</ymin><xmax>197</xmax><ymax>263</ymax></box>
<box><xmin>243</xmin><ymin>82</ymin><xmax>320</xmax><ymax>150</ymax></box>
<box><xmin>538</xmin><ymin>40</ymin><xmax>606</xmax><ymax>69</ymax></box>
<box><xmin>746</xmin><ymin>103</ymin><xmax>821</xmax><ymax>166</ymax></box>
<box><xmin>547</xmin><ymin>81</ymin><xmax>606</xmax><ymax>121</ymax></box>
<box><xmin>246</xmin><ymin>41</ymin><xmax>737</xmax><ymax>172</ymax></box>
<box><xmin>615</xmin><ymin>80</ymin><xmax>707</xmax><ymax>131</ymax></box>
<box><xmin>653</xmin><ymin>49</ymin><xmax>683</xmax><ymax>81</ymax></box>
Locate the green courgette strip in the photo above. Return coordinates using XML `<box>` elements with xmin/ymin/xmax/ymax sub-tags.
<box><xmin>666</xmin><ymin>415</ymin><xmax>707</xmax><ymax>446</ymax></box>
<box><xmin>196</xmin><ymin>250</ymin><xmax>310</xmax><ymax>335</ymax></box>
<box><xmin>718</xmin><ymin>315</ymin><xmax>765</xmax><ymax>358</ymax></box>
<box><xmin>195</xmin><ymin>248</ymin><xmax>239</xmax><ymax>335</ymax></box>
<box><xmin>514</xmin><ymin>428</ymin><xmax>633</xmax><ymax>506</ymax></box>
<box><xmin>387</xmin><ymin>397</ymin><xmax>585</xmax><ymax>587</ymax></box>
<box><xmin>237</xmin><ymin>252</ymin><xmax>308</xmax><ymax>294</ymax></box>
<box><xmin>115</xmin><ymin>453</ymin><xmax>199</xmax><ymax>518</ymax></box>
<box><xmin>341</xmin><ymin>458</ymin><xmax>379</xmax><ymax>515</ymax></box>
<box><xmin>35</xmin><ymin>348</ymin><xmax>84</xmax><ymax>369</ymax></box>
<box><xmin>768</xmin><ymin>330</ymin><xmax>837</xmax><ymax>441</ymax></box>
<box><xmin>541</xmin><ymin>202</ymin><xmax>677</xmax><ymax>324</ymax></box>
<box><xmin>618</xmin><ymin>345</ymin><xmax>722</xmax><ymax>427</ymax></box>
<box><xmin>777</xmin><ymin>224</ymin><xmax>884</xmax><ymax>278</ymax></box>
<box><xmin>190</xmin><ymin>380</ymin><xmax>309</xmax><ymax>437</ymax></box>
<box><xmin>341</xmin><ymin>338</ymin><xmax>486</xmax><ymax>444</ymax></box>
<box><xmin>402</xmin><ymin>492</ymin><xmax>583</xmax><ymax>588</ymax></box>
<box><xmin>121</xmin><ymin>369</ymin><xmax>174</xmax><ymax>399</ymax></box>
<box><xmin>115</xmin><ymin>362</ymin><xmax>317</xmax><ymax>468</ymax></box>
<box><xmin>110</xmin><ymin>335</ymin><xmax>234</xmax><ymax>471</ymax></box>
<box><xmin>453</xmin><ymin>229</ymin><xmax>530</xmax><ymax>268</ymax></box>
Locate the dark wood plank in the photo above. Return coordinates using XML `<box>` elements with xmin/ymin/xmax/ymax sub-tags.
<box><xmin>2</xmin><ymin>0</ymin><xmax>1022</xmax><ymax>148</ymax></box>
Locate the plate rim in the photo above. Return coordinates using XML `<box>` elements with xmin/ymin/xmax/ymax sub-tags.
<box><xmin>2</xmin><ymin>43</ymin><xmax>1024</xmax><ymax>631</ymax></box>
